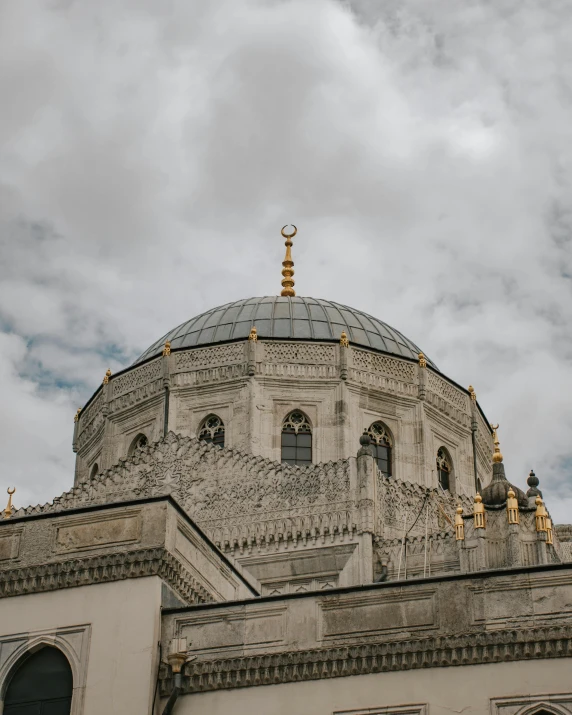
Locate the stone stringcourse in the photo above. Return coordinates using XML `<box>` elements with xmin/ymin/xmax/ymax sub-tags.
<box><xmin>159</xmin><ymin>625</ymin><xmax>572</xmax><ymax>695</ymax></box>
<box><xmin>0</xmin><ymin>548</ymin><xmax>212</xmax><ymax>605</ymax></box>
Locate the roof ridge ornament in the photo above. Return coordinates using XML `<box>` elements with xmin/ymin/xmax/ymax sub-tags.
<box><xmin>490</xmin><ymin>423</ymin><xmax>503</xmax><ymax>464</ymax></box>
<box><xmin>280</xmin><ymin>225</ymin><xmax>297</xmax><ymax>297</ymax></box>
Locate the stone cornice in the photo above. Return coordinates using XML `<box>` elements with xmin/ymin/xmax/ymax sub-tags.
<box><xmin>159</xmin><ymin>624</ymin><xmax>572</xmax><ymax>695</ymax></box>
<box><xmin>0</xmin><ymin>547</ymin><xmax>213</xmax><ymax>605</ymax></box>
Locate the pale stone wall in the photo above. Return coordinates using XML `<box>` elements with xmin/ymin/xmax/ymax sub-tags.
<box><xmin>0</xmin><ymin>577</ymin><xmax>162</xmax><ymax>715</ymax></box>
<box><xmin>74</xmin><ymin>340</ymin><xmax>493</xmax><ymax>498</ymax></box>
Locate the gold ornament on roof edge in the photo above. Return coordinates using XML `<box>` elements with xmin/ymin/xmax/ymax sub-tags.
<box><xmin>474</xmin><ymin>493</ymin><xmax>485</xmax><ymax>529</ymax></box>
<box><xmin>490</xmin><ymin>423</ymin><xmax>503</xmax><ymax>463</ymax></box>
<box><xmin>4</xmin><ymin>487</ymin><xmax>15</xmax><ymax>520</ymax></box>
<box><xmin>418</xmin><ymin>352</ymin><xmax>427</xmax><ymax>368</ymax></box>
<box><xmin>280</xmin><ymin>225</ymin><xmax>297</xmax><ymax>297</ymax></box>
<box><xmin>248</xmin><ymin>326</ymin><xmax>258</xmax><ymax>342</ymax></box>
<box><xmin>103</xmin><ymin>368</ymin><xmax>112</xmax><ymax>385</ymax></box>
<box><xmin>162</xmin><ymin>340</ymin><xmax>171</xmax><ymax>356</ymax></box>
<box><xmin>454</xmin><ymin>505</ymin><xmax>465</xmax><ymax>541</ymax></box>
<box><xmin>340</xmin><ymin>331</ymin><xmax>349</xmax><ymax>348</ymax></box>
<box><xmin>468</xmin><ymin>385</ymin><xmax>477</xmax><ymax>401</ymax></box>
<box><xmin>74</xmin><ymin>408</ymin><xmax>82</xmax><ymax>423</ymax></box>
<box><xmin>535</xmin><ymin>495</ymin><xmax>547</xmax><ymax>533</ymax></box>
<box><xmin>507</xmin><ymin>486</ymin><xmax>519</xmax><ymax>525</ymax></box>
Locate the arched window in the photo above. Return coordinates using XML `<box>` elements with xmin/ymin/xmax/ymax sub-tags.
<box><xmin>4</xmin><ymin>646</ymin><xmax>73</xmax><ymax>714</ymax></box>
<box><xmin>367</xmin><ymin>422</ymin><xmax>392</xmax><ymax>477</ymax></box>
<box><xmin>90</xmin><ymin>462</ymin><xmax>99</xmax><ymax>479</ymax></box>
<box><xmin>437</xmin><ymin>447</ymin><xmax>452</xmax><ymax>491</ymax></box>
<box><xmin>281</xmin><ymin>411</ymin><xmax>312</xmax><ymax>466</ymax></box>
<box><xmin>128</xmin><ymin>433</ymin><xmax>148</xmax><ymax>456</ymax></box>
<box><xmin>199</xmin><ymin>415</ymin><xmax>225</xmax><ymax>448</ymax></box>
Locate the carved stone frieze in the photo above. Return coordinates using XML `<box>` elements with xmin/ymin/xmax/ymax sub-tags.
<box><xmin>173</xmin><ymin>364</ymin><xmax>247</xmax><ymax>386</ymax></box>
<box><xmin>426</xmin><ymin>372</ymin><xmax>468</xmax><ymax>411</ymax></box>
<box><xmin>159</xmin><ymin>624</ymin><xmax>572</xmax><ymax>695</ymax></box>
<box><xmin>263</xmin><ymin>343</ymin><xmax>336</xmax><ymax>365</ymax></box>
<box><xmin>261</xmin><ymin>363</ymin><xmax>337</xmax><ymax>379</ymax></box>
<box><xmin>0</xmin><ymin>547</ymin><xmax>212</xmax><ymax>605</ymax></box>
<box><xmin>76</xmin><ymin>392</ymin><xmax>104</xmax><ymax>450</ymax></box>
<box><xmin>352</xmin><ymin>350</ymin><xmax>416</xmax><ymax>383</ymax></box>
<box><xmin>112</xmin><ymin>359</ymin><xmax>162</xmax><ymax>398</ymax></box>
<box><xmin>174</xmin><ymin>344</ymin><xmax>245</xmax><ymax>372</ymax></box>
<box><xmin>348</xmin><ymin>369</ymin><xmax>418</xmax><ymax>397</ymax></box>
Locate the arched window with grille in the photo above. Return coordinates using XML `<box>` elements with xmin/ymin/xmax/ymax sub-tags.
<box><xmin>198</xmin><ymin>415</ymin><xmax>225</xmax><ymax>448</ymax></box>
<box><xmin>281</xmin><ymin>411</ymin><xmax>312</xmax><ymax>466</ymax></box>
<box><xmin>128</xmin><ymin>433</ymin><xmax>148</xmax><ymax>456</ymax></box>
<box><xmin>437</xmin><ymin>447</ymin><xmax>453</xmax><ymax>491</ymax></box>
<box><xmin>367</xmin><ymin>421</ymin><xmax>392</xmax><ymax>477</ymax></box>
<box><xmin>4</xmin><ymin>646</ymin><xmax>73</xmax><ymax>715</ymax></box>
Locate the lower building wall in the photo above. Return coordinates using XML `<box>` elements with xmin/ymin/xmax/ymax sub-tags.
<box><xmin>0</xmin><ymin>577</ymin><xmax>162</xmax><ymax>715</ymax></box>
<box><xmin>163</xmin><ymin>658</ymin><xmax>572</xmax><ymax>715</ymax></box>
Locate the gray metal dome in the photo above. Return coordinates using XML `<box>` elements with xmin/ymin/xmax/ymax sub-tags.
<box><xmin>134</xmin><ymin>296</ymin><xmax>436</xmax><ymax>368</ymax></box>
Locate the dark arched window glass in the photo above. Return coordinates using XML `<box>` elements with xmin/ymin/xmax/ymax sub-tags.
<box><xmin>367</xmin><ymin>422</ymin><xmax>392</xmax><ymax>477</ymax></box>
<box><xmin>129</xmin><ymin>433</ymin><xmax>148</xmax><ymax>456</ymax></box>
<box><xmin>90</xmin><ymin>462</ymin><xmax>99</xmax><ymax>479</ymax></box>
<box><xmin>281</xmin><ymin>411</ymin><xmax>312</xmax><ymax>465</ymax></box>
<box><xmin>4</xmin><ymin>646</ymin><xmax>73</xmax><ymax>714</ymax></box>
<box><xmin>199</xmin><ymin>415</ymin><xmax>225</xmax><ymax>448</ymax></box>
<box><xmin>437</xmin><ymin>447</ymin><xmax>452</xmax><ymax>491</ymax></box>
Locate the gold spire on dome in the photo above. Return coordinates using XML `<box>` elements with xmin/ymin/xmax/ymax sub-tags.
<box><xmin>490</xmin><ymin>423</ymin><xmax>503</xmax><ymax>463</ymax></box>
<box><xmin>4</xmin><ymin>487</ymin><xmax>15</xmax><ymax>520</ymax></box>
<box><xmin>280</xmin><ymin>225</ymin><xmax>297</xmax><ymax>297</ymax></box>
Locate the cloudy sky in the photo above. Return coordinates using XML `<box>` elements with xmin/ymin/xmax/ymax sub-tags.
<box><xmin>1</xmin><ymin>0</ymin><xmax>571</xmax><ymax>521</ymax></box>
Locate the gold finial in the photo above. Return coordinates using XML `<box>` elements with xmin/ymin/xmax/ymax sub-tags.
<box><xmin>280</xmin><ymin>225</ymin><xmax>297</xmax><ymax>297</ymax></box>
<box><xmin>74</xmin><ymin>408</ymin><xmax>82</xmax><ymax>423</ymax></box>
<box><xmin>490</xmin><ymin>423</ymin><xmax>503</xmax><ymax>463</ymax></box>
<box><xmin>162</xmin><ymin>340</ymin><xmax>171</xmax><ymax>356</ymax></box>
<box><xmin>546</xmin><ymin>516</ymin><xmax>553</xmax><ymax>545</ymax></box>
<box><xmin>418</xmin><ymin>352</ymin><xmax>427</xmax><ymax>368</ymax></box>
<box><xmin>103</xmin><ymin>368</ymin><xmax>112</xmax><ymax>385</ymax></box>
<box><xmin>468</xmin><ymin>385</ymin><xmax>477</xmax><ymax>401</ymax></box>
<box><xmin>535</xmin><ymin>495</ymin><xmax>547</xmax><ymax>533</ymax></box>
<box><xmin>248</xmin><ymin>326</ymin><xmax>258</xmax><ymax>342</ymax></box>
<box><xmin>4</xmin><ymin>487</ymin><xmax>15</xmax><ymax>520</ymax></box>
<box><xmin>454</xmin><ymin>505</ymin><xmax>465</xmax><ymax>541</ymax></box>
<box><xmin>507</xmin><ymin>487</ymin><xmax>519</xmax><ymax>524</ymax></box>
<box><xmin>340</xmin><ymin>331</ymin><xmax>349</xmax><ymax>348</ymax></box>
<box><xmin>474</xmin><ymin>493</ymin><xmax>485</xmax><ymax>529</ymax></box>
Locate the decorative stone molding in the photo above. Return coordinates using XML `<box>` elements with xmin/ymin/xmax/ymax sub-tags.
<box><xmin>0</xmin><ymin>624</ymin><xmax>91</xmax><ymax>715</ymax></box>
<box><xmin>0</xmin><ymin>547</ymin><xmax>213</xmax><ymax>605</ymax></box>
<box><xmin>336</xmin><ymin>707</ymin><xmax>427</xmax><ymax>715</ymax></box>
<box><xmin>491</xmin><ymin>693</ymin><xmax>572</xmax><ymax>714</ymax></box>
<box><xmin>263</xmin><ymin>343</ymin><xmax>336</xmax><ymax>365</ymax></box>
<box><xmin>352</xmin><ymin>350</ymin><xmax>416</xmax><ymax>383</ymax></box>
<box><xmin>426</xmin><ymin>372</ymin><xmax>468</xmax><ymax>411</ymax></box>
<box><xmin>111</xmin><ymin>359</ymin><xmax>162</xmax><ymax>399</ymax></box>
<box><xmin>174</xmin><ymin>344</ymin><xmax>245</xmax><ymax>372</ymax></box>
<box><xmin>159</xmin><ymin>625</ymin><xmax>572</xmax><ymax>695</ymax></box>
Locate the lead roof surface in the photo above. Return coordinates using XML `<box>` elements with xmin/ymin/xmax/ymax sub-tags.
<box><xmin>133</xmin><ymin>296</ymin><xmax>436</xmax><ymax>368</ymax></box>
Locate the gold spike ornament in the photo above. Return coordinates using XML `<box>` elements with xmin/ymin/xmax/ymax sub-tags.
<box><xmin>248</xmin><ymin>326</ymin><xmax>258</xmax><ymax>342</ymax></box>
<box><xmin>474</xmin><ymin>493</ymin><xmax>485</xmax><ymax>529</ymax></box>
<box><xmin>490</xmin><ymin>423</ymin><xmax>503</xmax><ymax>463</ymax></box>
<box><xmin>280</xmin><ymin>225</ymin><xmax>297</xmax><ymax>297</ymax></box>
<box><xmin>418</xmin><ymin>352</ymin><xmax>427</xmax><ymax>368</ymax></box>
<box><xmin>162</xmin><ymin>340</ymin><xmax>171</xmax><ymax>356</ymax></box>
<box><xmin>4</xmin><ymin>487</ymin><xmax>15</xmax><ymax>519</ymax></box>
<box><xmin>535</xmin><ymin>495</ymin><xmax>547</xmax><ymax>533</ymax></box>
<box><xmin>507</xmin><ymin>487</ymin><xmax>519</xmax><ymax>524</ymax></box>
<box><xmin>468</xmin><ymin>385</ymin><xmax>477</xmax><ymax>401</ymax></box>
<box><xmin>103</xmin><ymin>368</ymin><xmax>112</xmax><ymax>385</ymax></box>
<box><xmin>340</xmin><ymin>331</ymin><xmax>349</xmax><ymax>348</ymax></box>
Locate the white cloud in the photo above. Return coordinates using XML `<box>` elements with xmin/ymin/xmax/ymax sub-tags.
<box><xmin>0</xmin><ymin>0</ymin><xmax>571</xmax><ymax>520</ymax></box>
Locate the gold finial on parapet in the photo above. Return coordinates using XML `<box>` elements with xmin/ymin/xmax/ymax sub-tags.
<box><xmin>248</xmin><ymin>326</ymin><xmax>258</xmax><ymax>342</ymax></box>
<box><xmin>468</xmin><ymin>385</ymin><xmax>477</xmax><ymax>401</ymax></box>
<box><xmin>490</xmin><ymin>423</ymin><xmax>503</xmax><ymax>463</ymax></box>
<box><xmin>74</xmin><ymin>408</ymin><xmax>82</xmax><ymax>423</ymax></box>
<box><xmin>4</xmin><ymin>487</ymin><xmax>15</xmax><ymax>520</ymax></box>
<box><xmin>546</xmin><ymin>516</ymin><xmax>554</xmax><ymax>545</ymax></box>
<box><xmin>474</xmin><ymin>493</ymin><xmax>485</xmax><ymax>529</ymax></box>
<box><xmin>507</xmin><ymin>487</ymin><xmax>519</xmax><ymax>525</ymax></box>
<box><xmin>162</xmin><ymin>340</ymin><xmax>171</xmax><ymax>356</ymax></box>
<box><xmin>103</xmin><ymin>368</ymin><xmax>112</xmax><ymax>385</ymax></box>
<box><xmin>340</xmin><ymin>331</ymin><xmax>349</xmax><ymax>348</ymax></box>
<box><xmin>418</xmin><ymin>352</ymin><xmax>427</xmax><ymax>368</ymax></box>
<box><xmin>454</xmin><ymin>505</ymin><xmax>465</xmax><ymax>541</ymax></box>
<box><xmin>535</xmin><ymin>495</ymin><xmax>547</xmax><ymax>533</ymax></box>
<box><xmin>280</xmin><ymin>225</ymin><xmax>297</xmax><ymax>297</ymax></box>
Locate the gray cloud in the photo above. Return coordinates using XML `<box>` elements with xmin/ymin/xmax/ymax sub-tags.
<box><xmin>1</xmin><ymin>0</ymin><xmax>571</xmax><ymax>518</ymax></box>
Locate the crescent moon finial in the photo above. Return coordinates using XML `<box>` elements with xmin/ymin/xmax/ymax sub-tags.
<box><xmin>280</xmin><ymin>225</ymin><xmax>297</xmax><ymax>297</ymax></box>
<box><xmin>4</xmin><ymin>487</ymin><xmax>15</xmax><ymax>519</ymax></box>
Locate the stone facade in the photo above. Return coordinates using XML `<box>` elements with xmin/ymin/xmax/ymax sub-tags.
<box><xmin>74</xmin><ymin>339</ymin><xmax>493</xmax><ymax>500</ymax></box>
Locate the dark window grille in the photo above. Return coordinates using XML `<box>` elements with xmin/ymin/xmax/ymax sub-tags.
<box><xmin>437</xmin><ymin>448</ymin><xmax>452</xmax><ymax>491</ymax></box>
<box><xmin>4</xmin><ymin>646</ymin><xmax>73</xmax><ymax>715</ymax></box>
<box><xmin>367</xmin><ymin>422</ymin><xmax>392</xmax><ymax>477</ymax></box>
<box><xmin>281</xmin><ymin>411</ymin><xmax>312</xmax><ymax>465</ymax></box>
<box><xmin>199</xmin><ymin>415</ymin><xmax>225</xmax><ymax>448</ymax></box>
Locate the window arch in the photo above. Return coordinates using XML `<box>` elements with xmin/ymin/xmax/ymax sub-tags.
<box><xmin>281</xmin><ymin>410</ymin><xmax>312</xmax><ymax>465</ymax></box>
<box><xmin>4</xmin><ymin>646</ymin><xmax>73</xmax><ymax>714</ymax></box>
<box><xmin>437</xmin><ymin>447</ymin><xmax>453</xmax><ymax>491</ymax></box>
<box><xmin>367</xmin><ymin>422</ymin><xmax>392</xmax><ymax>477</ymax></box>
<box><xmin>128</xmin><ymin>433</ymin><xmax>148</xmax><ymax>456</ymax></box>
<box><xmin>198</xmin><ymin>415</ymin><xmax>225</xmax><ymax>448</ymax></box>
<box><xmin>89</xmin><ymin>462</ymin><xmax>99</xmax><ymax>479</ymax></box>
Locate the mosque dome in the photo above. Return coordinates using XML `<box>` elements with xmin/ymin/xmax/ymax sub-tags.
<box><xmin>133</xmin><ymin>296</ymin><xmax>436</xmax><ymax>368</ymax></box>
